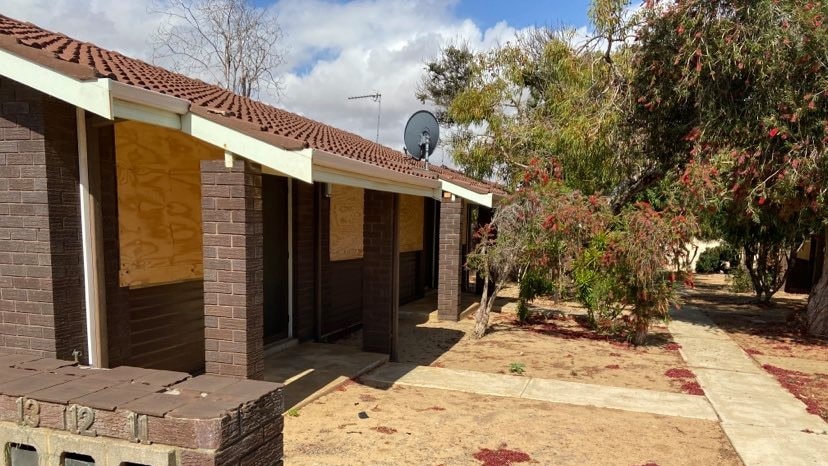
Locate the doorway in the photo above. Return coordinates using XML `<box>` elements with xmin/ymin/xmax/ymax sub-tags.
<box><xmin>263</xmin><ymin>175</ymin><xmax>290</xmax><ymax>343</ymax></box>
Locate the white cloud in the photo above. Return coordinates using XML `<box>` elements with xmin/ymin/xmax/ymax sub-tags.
<box><xmin>272</xmin><ymin>0</ymin><xmax>528</xmax><ymax>164</ymax></box>
<box><xmin>3</xmin><ymin>0</ymin><xmax>161</xmax><ymax>60</ymax></box>
<box><xmin>2</xmin><ymin>0</ymin><xmax>542</xmax><ymax>166</ymax></box>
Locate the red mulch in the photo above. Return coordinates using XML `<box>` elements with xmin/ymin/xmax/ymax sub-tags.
<box><xmin>665</xmin><ymin>368</ymin><xmax>695</xmax><ymax>379</ymax></box>
<box><xmin>473</xmin><ymin>447</ymin><xmax>532</xmax><ymax>466</ymax></box>
<box><xmin>680</xmin><ymin>381</ymin><xmax>705</xmax><ymax>396</ymax></box>
<box><xmin>762</xmin><ymin>364</ymin><xmax>828</xmax><ymax>420</ymax></box>
<box><xmin>605</xmin><ymin>364</ymin><xmax>621</xmax><ymax>369</ymax></box>
<box><xmin>744</xmin><ymin>348</ymin><xmax>764</xmax><ymax>355</ymax></box>
<box><xmin>663</xmin><ymin>368</ymin><xmax>705</xmax><ymax>395</ymax></box>
<box><xmin>371</xmin><ymin>426</ymin><xmax>397</xmax><ymax>434</ymax></box>
<box><xmin>335</xmin><ymin>380</ymin><xmax>355</xmax><ymax>392</ymax></box>
<box><xmin>416</xmin><ymin>406</ymin><xmax>446</xmax><ymax>412</ymax></box>
<box><xmin>662</xmin><ymin>343</ymin><xmax>682</xmax><ymax>351</ymax></box>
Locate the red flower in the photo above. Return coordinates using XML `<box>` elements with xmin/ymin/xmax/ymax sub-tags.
<box><xmin>768</xmin><ymin>127</ymin><xmax>780</xmax><ymax>138</ymax></box>
<box><xmin>758</xmin><ymin>197</ymin><xmax>766</xmax><ymax>205</ymax></box>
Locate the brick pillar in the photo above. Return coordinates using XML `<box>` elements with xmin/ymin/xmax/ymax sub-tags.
<box><xmin>438</xmin><ymin>194</ymin><xmax>462</xmax><ymax>321</ymax></box>
<box><xmin>292</xmin><ymin>180</ymin><xmax>316</xmax><ymax>341</ymax></box>
<box><xmin>362</xmin><ymin>190</ymin><xmax>399</xmax><ymax>356</ymax></box>
<box><xmin>201</xmin><ymin>159</ymin><xmax>264</xmax><ymax>379</ymax></box>
<box><xmin>0</xmin><ymin>77</ymin><xmax>86</xmax><ymax>359</ymax></box>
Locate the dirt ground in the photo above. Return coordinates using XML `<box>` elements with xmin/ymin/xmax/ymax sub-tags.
<box><xmin>687</xmin><ymin>274</ymin><xmax>828</xmax><ymax>421</ymax></box>
<box><xmin>284</xmin><ymin>382</ymin><xmax>741</xmax><ymax>466</ymax></box>
<box><xmin>390</xmin><ymin>287</ymin><xmax>695</xmax><ymax>394</ymax></box>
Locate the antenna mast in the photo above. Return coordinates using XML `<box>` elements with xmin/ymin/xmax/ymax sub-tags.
<box><xmin>347</xmin><ymin>92</ymin><xmax>382</xmax><ymax>143</ymax></box>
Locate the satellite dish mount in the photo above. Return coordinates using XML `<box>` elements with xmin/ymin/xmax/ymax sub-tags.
<box><xmin>404</xmin><ymin>110</ymin><xmax>440</xmax><ymax>168</ymax></box>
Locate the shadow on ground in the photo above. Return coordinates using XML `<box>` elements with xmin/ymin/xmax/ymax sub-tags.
<box><xmin>686</xmin><ymin>275</ymin><xmax>826</xmax><ymax>348</ymax></box>
<box><xmin>262</xmin><ymin>342</ymin><xmax>388</xmax><ymax>409</ymax></box>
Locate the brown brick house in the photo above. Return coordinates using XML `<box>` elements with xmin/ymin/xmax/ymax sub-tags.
<box><xmin>0</xmin><ymin>14</ymin><xmax>503</xmax><ymax>381</ymax></box>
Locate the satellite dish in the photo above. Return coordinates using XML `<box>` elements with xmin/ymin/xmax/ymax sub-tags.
<box><xmin>404</xmin><ymin>110</ymin><xmax>440</xmax><ymax>162</ymax></box>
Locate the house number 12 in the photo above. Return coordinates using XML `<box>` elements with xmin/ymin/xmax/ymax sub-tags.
<box><xmin>65</xmin><ymin>404</ymin><xmax>96</xmax><ymax>436</ymax></box>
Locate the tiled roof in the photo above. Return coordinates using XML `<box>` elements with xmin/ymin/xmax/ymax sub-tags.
<box><xmin>0</xmin><ymin>13</ymin><xmax>504</xmax><ymax>195</ymax></box>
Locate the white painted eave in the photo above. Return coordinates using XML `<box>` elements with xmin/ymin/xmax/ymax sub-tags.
<box><xmin>313</xmin><ymin>149</ymin><xmax>440</xmax><ymax>199</ymax></box>
<box><xmin>0</xmin><ymin>47</ymin><xmax>112</xmax><ymax>119</ymax></box>
<box><xmin>183</xmin><ymin>113</ymin><xmax>313</xmax><ymax>183</ymax></box>
<box><xmin>440</xmin><ymin>180</ymin><xmax>494</xmax><ymax>207</ymax></box>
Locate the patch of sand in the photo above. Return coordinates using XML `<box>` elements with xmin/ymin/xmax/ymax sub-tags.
<box><xmin>284</xmin><ymin>382</ymin><xmax>742</xmax><ymax>466</ymax></box>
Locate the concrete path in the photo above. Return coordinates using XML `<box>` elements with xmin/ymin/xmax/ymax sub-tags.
<box><xmin>362</xmin><ymin>363</ymin><xmax>718</xmax><ymax>421</ymax></box>
<box><xmin>668</xmin><ymin>306</ymin><xmax>828</xmax><ymax>466</ymax></box>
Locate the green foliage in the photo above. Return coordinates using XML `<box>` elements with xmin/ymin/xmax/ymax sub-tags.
<box><xmin>517</xmin><ymin>269</ymin><xmax>556</xmax><ymax>323</ymax></box>
<box><xmin>286</xmin><ymin>408</ymin><xmax>300</xmax><ymax>417</ymax></box>
<box><xmin>696</xmin><ymin>244</ymin><xmax>741</xmax><ymax>274</ymax></box>
<box><xmin>484</xmin><ymin>169</ymin><xmax>696</xmax><ymax>344</ymax></box>
<box><xmin>509</xmin><ymin>362</ymin><xmax>526</xmax><ymax>375</ymax></box>
<box><xmin>572</xmin><ymin>233</ymin><xmax>625</xmax><ymax>327</ymax></box>
<box><xmin>418</xmin><ymin>21</ymin><xmax>641</xmax><ymax>192</ymax></box>
<box><xmin>633</xmin><ymin>0</ymin><xmax>828</xmax><ymax>304</ymax></box>
<box><xmin>727</xmin><ymin>266</ymin><xmax>753</xmax><ymax>294</ymax></box>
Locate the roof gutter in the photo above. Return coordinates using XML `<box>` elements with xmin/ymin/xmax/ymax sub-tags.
<box><xmin>313</xmin><ymin>149</ymin><xmax>440</xmax><ymax>199</ymax></box>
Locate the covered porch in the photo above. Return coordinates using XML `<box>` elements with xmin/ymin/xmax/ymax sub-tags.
<box><xmin>76</xmin><ymin>116</ymin><xmax>496</xmax><ymax>381</ymax></box>
<box><xmin>0</xmin><ymin>73</ymin><xmax>500</xmax><ymax>384</ymax></box>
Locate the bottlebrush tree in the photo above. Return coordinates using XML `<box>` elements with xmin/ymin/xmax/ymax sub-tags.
<box><xmin>632</xmin><ymin>0</ymin><xmax>828</xmax><ymax>333</ymax></box>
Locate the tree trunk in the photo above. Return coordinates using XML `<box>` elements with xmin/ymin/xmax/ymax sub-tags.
<box><xmin>473</xmin><ymin>277</ymin><xmax>504</xmax><ymax>339</ymax></box>
<box><xmin>807</xmin><ymin>238</ymin><xmax>828</xmax><ymax>337</ymax></box>
<box><xmin>473</xmin><ymin>276</ymin><xmax>491</xmax><ymax>339</ymax></box>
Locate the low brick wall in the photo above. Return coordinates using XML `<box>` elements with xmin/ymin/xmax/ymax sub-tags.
<box><xmin>0</xmin><ymin>351</ymin><xmax>284</xmax><ymax>465</ymax></box>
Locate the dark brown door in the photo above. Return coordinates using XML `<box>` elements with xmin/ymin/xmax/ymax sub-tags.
<box><xmin>263</xmin><ymin>175</ymin><xmax>289</xmax><ymax>343</ymax></box>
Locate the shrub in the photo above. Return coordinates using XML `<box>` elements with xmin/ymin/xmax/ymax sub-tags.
<box><xmin>727</xmin><ymin>266</ymin><xmax>753</xmax><ymax>293</ymax></box>
<box><xmin>696</xmin><ymin>244</ymin><xmax>740</xmax><ymax>274</ymax></box>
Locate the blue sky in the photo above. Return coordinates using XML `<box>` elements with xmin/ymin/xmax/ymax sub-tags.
<box><xmin>454</xmin><ymin>0</ymin><xmax>591</xmax><ymax>30</ymax></box>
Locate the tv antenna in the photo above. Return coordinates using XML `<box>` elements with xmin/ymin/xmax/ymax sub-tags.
<box><xmin>347</xmin><ymin>92</ymin><xmax>382</xmax><ymax>143</ymax></box>
<box><xmin>403</xmin><ymin>110</ymin><xmax>440</xmax><ymax>169</ymax></box>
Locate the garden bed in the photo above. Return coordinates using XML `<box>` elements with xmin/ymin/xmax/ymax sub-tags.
<box><xmin>284</xmin><ymin>383</ymin><xmax>741</xmax><ymax>466</ymax></box>
<box><xmin>393</xmin><ymin>286</ymin><xmax>696</xmax><ymax>394</ymax></box>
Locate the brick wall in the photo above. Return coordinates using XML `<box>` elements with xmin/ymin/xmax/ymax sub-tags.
<box><xmin>437</xmin><ymin>195</ymin><xmax>462</xmax><ymax>321</ymax></box>
<box><xmin>0</xmin><ymin>77</ymin><xmax>86</xmax><ymax>360</ymax></box>
<box><xmin>0</xmin><ymin>353</ymin><xmax>284</xmax><ymax>466</ymax></box>
<box><xmin>292</xmin><ymin>180</ymin><xmax>315</xmax><ymax>341</ymax></box>
<box><xmin>362</xmin><ymin>190</ymin><xmax>398</xmax><ymax>355</ymax></box>
<box><xmin>201</xmin><ymin>159</ymin><xmax>264</xmax><ymax>379</ymax></box>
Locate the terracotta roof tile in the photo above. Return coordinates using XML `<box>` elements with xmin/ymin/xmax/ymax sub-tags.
<box><xmin>0</xmin><ymin>14</ymin><xmax>504</xmax><ymax>196</ymax></box>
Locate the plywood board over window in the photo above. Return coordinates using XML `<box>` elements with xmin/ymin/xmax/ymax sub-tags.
<box><xmin>329</xmin><ymin>184</ymin><xmax>364</xmax><ymax>261</ymax></box>
<box><xmin>115</xmin><ymin>121</ymin><xmax>222</xmax><ymax>287</ymax></box>
<box><xmin>399</xmin><ymin>194</ymin><xmax>424</xmax><ymax>252</ymax></box>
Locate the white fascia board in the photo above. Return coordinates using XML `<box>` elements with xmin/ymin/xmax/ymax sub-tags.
<box><xmin>182</xmin><ymin>113</ymin><xmax>313</xmax><ymax>183</ymax></box>
<box><xmin>312</xmin><ymin>149</ymin><xmax>440</xmax><ymax>199</ymax></box>
<box><xmin>112</xmin><ymin>99</ymin><xmax>181</xmax><ymax>130</ymax></box>
<box><xmin>314</xmin><ymin>166</ymin><xmax>439</xmax><ymax>199</ymax></box>
<box><xmin>440</xmin><ymin>180</ymin><xmax>494</xmax><ymax>207</ymax></box>
<box><xmin>0</xmin><ymin>48</ymin><xmax>112</xmax><ymax>118</ymax></box>
<box><xmin>109</xmin><ymin>80</ymin><xmax>190</xmax><ymax>115</ymax></box>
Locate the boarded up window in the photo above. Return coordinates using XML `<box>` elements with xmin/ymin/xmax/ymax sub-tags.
<box><xmin>329</xmin><ymin>184</ymin><xmax>364</xmax><ymax>261</ymax></box>
<box><xmin>399</xmin><ymin>194</ymin><xmax>424</xmax><ymax>252</ymax></box>
<box><xmin>115</xmin><ymin>121</ymin><xmax>222</xmax><ymax>287</ymax></box>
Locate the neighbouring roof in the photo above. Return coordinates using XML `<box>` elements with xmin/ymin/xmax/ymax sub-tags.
<box><xmin>0</xmin><ymin>13</ymin><xmax>505</xmax><ymax>197</ymax></box>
